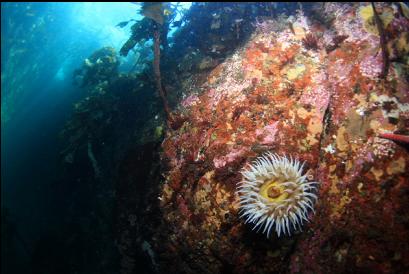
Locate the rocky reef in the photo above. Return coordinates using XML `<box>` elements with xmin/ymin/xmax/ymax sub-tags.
<box><xmin>152</xmin><ymin>3</ymin><xmax>409</xmax><ymax>273</ymax></box>
<box><xmin>56</xmin><ymin>2</ymin><xmax>409</xmax><ymax>274</ymax></box>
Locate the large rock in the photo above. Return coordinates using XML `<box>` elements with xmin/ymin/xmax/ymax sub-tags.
<box><xmin>153</xmin><ymin>3</ymin><xmax>409</xmax><ymax>273</ymax></box>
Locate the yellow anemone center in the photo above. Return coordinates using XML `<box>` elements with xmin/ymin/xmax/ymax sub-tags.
<box><xmin>259</xmin><ymin>180</ymin><xmax>288</xmax><ymax>202</ymax></box>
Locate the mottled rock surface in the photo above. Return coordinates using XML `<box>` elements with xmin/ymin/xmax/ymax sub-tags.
<box><xmin>153</xmin><ymin>3</ymin><xmax>409</xmax><ymax>273</ymax></box>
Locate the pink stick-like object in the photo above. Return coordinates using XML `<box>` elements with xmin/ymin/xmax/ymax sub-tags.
<box><xmin>379</xmin><ymin>133</ymin><xmax>409</xmax><ymax>143</ymax></box>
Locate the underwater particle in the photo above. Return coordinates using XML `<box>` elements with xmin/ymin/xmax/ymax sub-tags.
<box><xmin>237</xmin><ymin>152</ymin><xmax>319</xmax><ymax>238</ymax></box>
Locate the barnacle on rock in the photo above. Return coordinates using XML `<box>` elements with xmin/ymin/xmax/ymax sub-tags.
<box><xmin>237</xmin><ymin>152</ymin><xmax>319</xmax><ymax>237</ymax></box>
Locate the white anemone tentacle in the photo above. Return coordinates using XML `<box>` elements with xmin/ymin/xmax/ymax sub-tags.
<box><xmin>236</xmin><ymin>152</ymin><xmax>319</xmax><ymax>237</ymax></box>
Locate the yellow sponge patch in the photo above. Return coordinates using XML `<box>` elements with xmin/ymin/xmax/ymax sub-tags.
<box><xmin>359</xmin><ymin>4</ymin><xmax>394</xmax><ymax>36</ymax></box>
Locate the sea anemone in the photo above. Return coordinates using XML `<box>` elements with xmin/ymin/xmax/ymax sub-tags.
<box><xmin>237</xmin><ymin>152</ymin><xmax>318</xmax><ymax>237</ymax></box>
